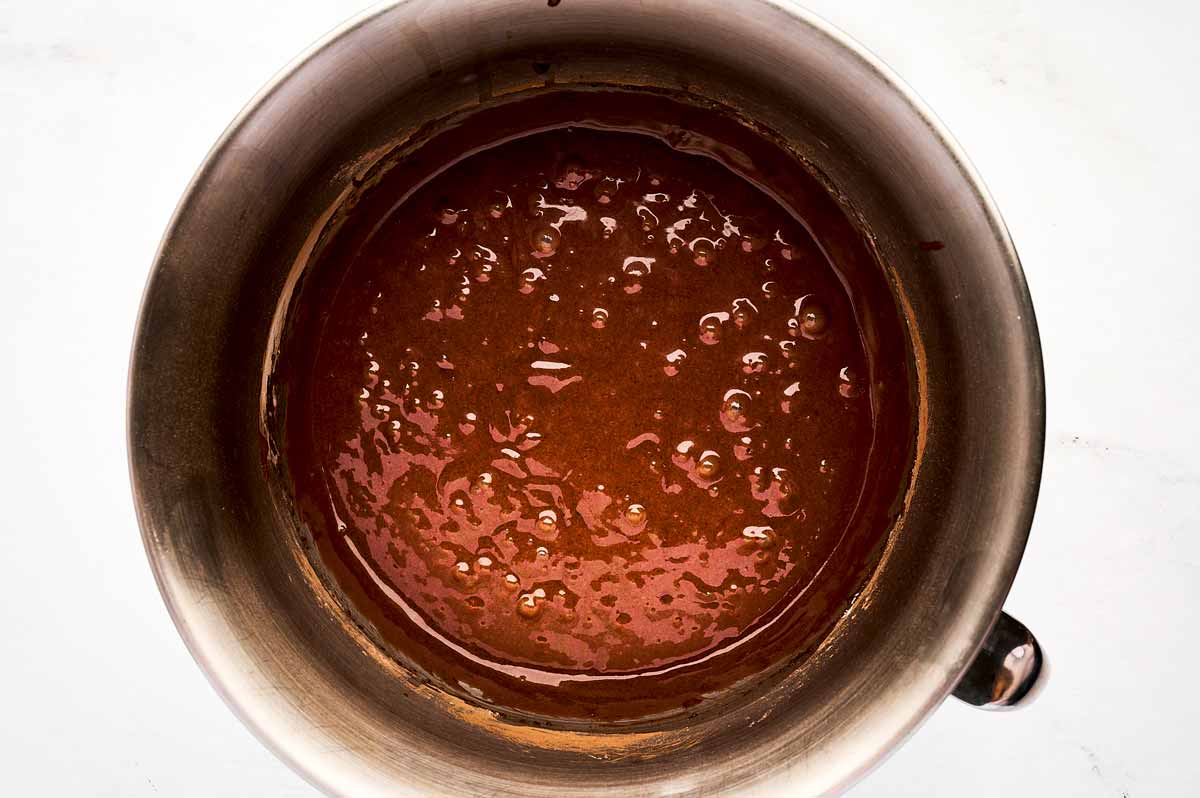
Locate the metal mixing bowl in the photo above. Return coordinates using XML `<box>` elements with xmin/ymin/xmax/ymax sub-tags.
<box><xmin>129</xmin><ymin>1</ymin><xmax>1045</xmax><ymax>794</ymax></box>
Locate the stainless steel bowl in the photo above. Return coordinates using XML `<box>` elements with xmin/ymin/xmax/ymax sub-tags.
<box><xmin>128</xmin><ymin>1</ymin><xmax>1045</xmax><ymax>795</ymax></box>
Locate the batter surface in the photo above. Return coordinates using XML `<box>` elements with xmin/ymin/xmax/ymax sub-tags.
<box><xmin>279</xmin><ymin>104</ymin><xmax>914</xmax><ymax>721</ymax></box>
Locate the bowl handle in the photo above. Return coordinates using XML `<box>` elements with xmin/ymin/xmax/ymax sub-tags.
<box><xmin>952</xmin><ymin>612</ymin><xmax>1046</xmax><ymax>710</ymax></box>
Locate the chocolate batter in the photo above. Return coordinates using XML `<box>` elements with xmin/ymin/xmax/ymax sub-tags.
<box><xmin>278</xmin><ymin>92</ymin><xmax>914</xmax><ymax>723</ymax></box>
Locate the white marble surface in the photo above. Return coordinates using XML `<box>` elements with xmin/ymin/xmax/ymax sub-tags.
<box><xmin>1</xmin><ymin>1</ymin><xmax>1196</xmax><ymax>795</ymax></box>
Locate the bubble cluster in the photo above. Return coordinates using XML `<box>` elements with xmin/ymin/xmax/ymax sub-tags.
<box><xmin>294</xmin><ymin>125</ymin><xmax>883</xmax><ymax>687</ymax></box>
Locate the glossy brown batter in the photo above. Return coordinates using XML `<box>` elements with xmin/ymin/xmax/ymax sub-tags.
<box><xmin>278</xmin><ymin>92</ymin><xmax>914</xmax><ymax>723</ymax></box>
